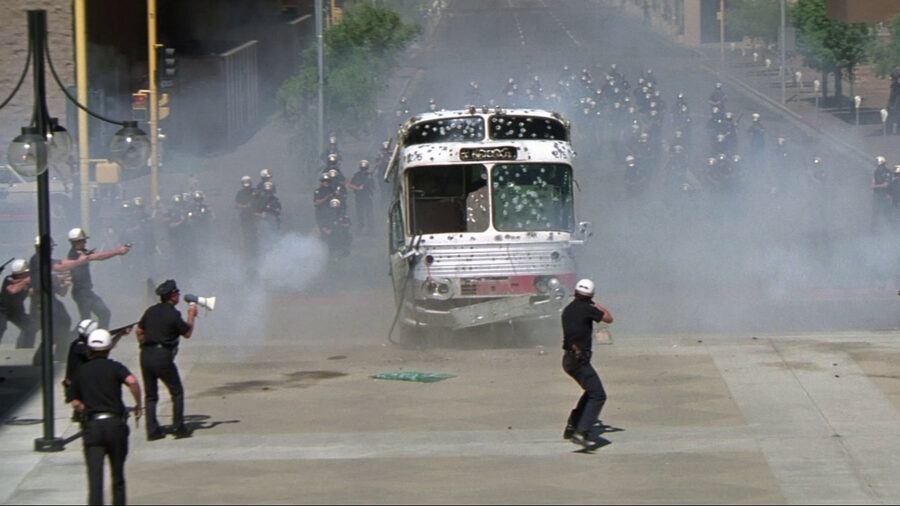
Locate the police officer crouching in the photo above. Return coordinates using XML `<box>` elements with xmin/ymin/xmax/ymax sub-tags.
<box><xmin>137</xmin><ymin>279</ymin><xmax>197</xmax><ymax>441</ymax></box>
<box><xmin>69</xmin><ymin>328</ymin><xmax>142</xmax><ymax>505</ymax></box>
<box><xmin>561</xmin><ymin>278</ymin><xmax>614</xmax><ymax>449</ymax></box>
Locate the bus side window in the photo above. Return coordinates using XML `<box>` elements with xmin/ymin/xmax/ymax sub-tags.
<box><xmin>389</xmin><ymin>202</ymin><xmax>405</xmax><ymax>253</ymax></box>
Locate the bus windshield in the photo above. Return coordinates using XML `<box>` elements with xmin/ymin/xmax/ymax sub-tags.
<box><xmin>492</xmin><ymin>163</ymin><xmax>574</xmax><ymax>232</ymax></box>
<box><xmin>488</xmin><ymin>115</ymin><xmax>568</xmax><ymax>141</ymax></box>
<box><xmin>405</xmin><ymin>117</ymin><xmax>485</xmax><ymax>146</ymax></box>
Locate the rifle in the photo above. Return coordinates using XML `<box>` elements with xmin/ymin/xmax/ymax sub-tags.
<box><xmin>110</xmin><ymin>322</ymin><xmax>138</xmax><ymax>345</ymax></box>
<box><xmin>0</xmin><ymin>257</ymin><xmax>15</xmax><ymax>274</ymax></box>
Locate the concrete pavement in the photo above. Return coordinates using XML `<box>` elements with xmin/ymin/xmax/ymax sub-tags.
<box><xmin>3</xmin><ymin>330</ymin><xmax>900</xmax><ymax>503</ymax></box>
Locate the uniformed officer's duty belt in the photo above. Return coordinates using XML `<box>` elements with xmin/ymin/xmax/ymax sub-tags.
<box><xmin>91</xmin><ymin>412</ymin><xmax>120</xmax><ymax>421</ymax></box>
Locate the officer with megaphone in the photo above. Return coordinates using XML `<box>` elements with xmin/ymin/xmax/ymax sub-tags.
<box><xmin>136</xmin><ymin>279</ymin><xmax>198</xmax><ymax>441</ymax></box>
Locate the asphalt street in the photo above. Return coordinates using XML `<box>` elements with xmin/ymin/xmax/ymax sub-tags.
<box><xmin>3</xmin><ymin>0</ymin><xmax>900</xmax><ymax>504</ymax></box>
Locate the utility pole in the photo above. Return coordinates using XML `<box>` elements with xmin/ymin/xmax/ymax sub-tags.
<box><xmin>147</xmin><ymin>0</ymin><xmax>160</xmax><ymax>206</ymax></box>
<box><xmin>316</xmin><ymin>0</ymin><xmax>325</xmax><ymax>160</ymax></box>
<box><xmin>74</xmin><ymin>0</ymin><xmax>91</xmax><ymax>231</ymax></box>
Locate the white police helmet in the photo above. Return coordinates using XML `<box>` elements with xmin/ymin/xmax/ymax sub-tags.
<box><xmin>241</xmin><ymin>175</ymin><xmax>252</xmax><ymax>188</ymax></box>
<box><xmin>77</xmin><ymin>319</ymin><xmax>99</xmax><ymax>337</ymax></box>
<box><xmin>360</xmin><ymin>160</ymin><xmax>369</xmax><ymax>169</ymax></box>
<box><xmin>260</xmin><ymin>168</ymin><xmax>272</xmax><ymax>180</ymax></box>
<box><xmin>87</xmin><ymin>329</ymin><xmax>113</xmax><ymax>351</ymax></box>
<box><xmin>10</xmin><ymin>259</ymin><xmax>29</xmax><ymax>275</ymax></box>
<box><xmin>876</xmin><ymin>155</ymin><xmax>887</xmax><ymax>165</ymax></box>
<box><xmin>575</xmin><ymin>279</ymin><xmax>595</xmax><ymax>297</ymax></box>
<box><xmin>329</xmin><ymin>198</ymin><xmax>342</xmax><ymax>209</ymax></box>
<box><xmin>68</xmin><ymin>228</ymin><xmax>88</xmax><ymax>241</ymax></box>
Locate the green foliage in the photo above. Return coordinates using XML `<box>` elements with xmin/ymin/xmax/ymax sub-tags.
<box><xmin>728</xmin><ymin>0</ymin><xmax>781</xmax><ymax>46</ymax></box>
<box><xmin>276</xmin><ymin>3</ymin><xmax>421</xmax><ymax>141</ymax></box>
<box><xmin>871</xmin><ymin>14</ymin><xmax>900</xmax><ymax>78</ymax></box>
<box><xmin>791</xmin><ymin>0</ymin><xmax>875</xmax><ymax>81</ymax></box>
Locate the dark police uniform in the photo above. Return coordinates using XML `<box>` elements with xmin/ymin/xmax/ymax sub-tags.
<box><xmin>70</xmin><ymin>357</ymin><xmax>134</xmax><ymax>505</ymax></box>
<box><xmin>28</xmin><ymin>253</ymin><xmax>72</xmax><ymax>358</ymax></box>
<box><xmin>561</xmin><ymin>296</ymin><xmax>608</xmax><ymax>441</ymax></box>
<box><xmin>64</xmin><ymin>334</ymin><xmax>90</xmax><ymax>403</ymax></box>
<box><xmin>138</xmin><ymin>290</ymin><xmax>192</xmax><ymax>439</ymax></box>
<box><xmin>67</xmin><ymin>246</ymin><xmax>111</xmax><ymax>329</ymax></box>
<box><xmin>0</xmin><ymin>273</ymin><xmax>36</xmax><ymax>348</ymax></box>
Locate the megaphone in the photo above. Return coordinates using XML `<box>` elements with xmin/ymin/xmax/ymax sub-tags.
<box><xmin>184</xmin><ymin>294</ymin><xmax>216</xmax><ymax>311</ymax></box>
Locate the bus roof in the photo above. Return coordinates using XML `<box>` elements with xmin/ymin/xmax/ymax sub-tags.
<box><xmin>402</xmin><ymin>107</ymin><xmax>569</xmax><ymax>126</ymax></box>
<box><xmin>395</xmin><ymin>108</ymin><xmax>575</xmax><ymax>169</ymax></box>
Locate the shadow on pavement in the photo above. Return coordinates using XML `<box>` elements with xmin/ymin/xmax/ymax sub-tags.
<box><xmin>0</xmin><ymin>364</ymin><xmax>41</xmax><ymax>425</ymax></box>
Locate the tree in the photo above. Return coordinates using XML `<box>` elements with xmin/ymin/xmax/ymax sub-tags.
<box><xmin>728</xmin><ymin>0</ymin><xmax>781</xmax><ymax>49</ymax></box>
<box><xmin>277</xmin><ymin>4</ymin><xmax>420</xmax><ymax>159</ymax></box>
<box><xmin>791</xmin><ymin>0</ymin><xmax>875</xmax><ymax>102</ymax></box>
<box><xmin>871</xmin><ymin>14</ymin><xmax>900</xmax><ymax>78</ymax></box>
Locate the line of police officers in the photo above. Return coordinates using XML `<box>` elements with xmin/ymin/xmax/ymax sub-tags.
<box><xmin>233</xmin><ymin>135</ymin><xmax>387</xmax><ymax>262</ymax></box>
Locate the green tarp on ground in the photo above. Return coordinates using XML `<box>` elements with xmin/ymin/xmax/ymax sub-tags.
<box><xmin>371</xmin><ymin>371</ymin><xmax>456</xmax><ymax>383</ymax></box>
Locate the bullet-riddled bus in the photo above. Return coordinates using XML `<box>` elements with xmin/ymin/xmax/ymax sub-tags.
<box><xmin>385</xmin><ymin>107</ymin><xmax>591</xmax><ymax>340</ymax></box>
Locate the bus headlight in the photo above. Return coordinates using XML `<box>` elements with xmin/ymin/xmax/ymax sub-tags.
<box><xmin>424</xmin><ymin>277</ymin><xmax>453</xmax><ymax>300</ymax></box>
<box><xmin>534</xmin><ymin>276</ymin><xmax>561</xmax><ymax>295</ymax></box>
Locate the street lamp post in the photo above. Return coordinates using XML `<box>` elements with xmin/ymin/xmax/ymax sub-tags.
<box><xmin>316</xmin><ymin>0</ymin><xmax>325</xmax><ymax>165</ymax></box>
<box><xmin>5</xmin><ymin>9</ymin><xmax>149</xmax><ymax>452</ymax></box>
<box><xmin>854</xmin><ymin>95</ymin><xmax>863</xmax><ymax>127</ymax></box>
<box><xmin>11</xmin><ymin>10</ymin><xmax>66</xmax><ymax>452</ymax></box>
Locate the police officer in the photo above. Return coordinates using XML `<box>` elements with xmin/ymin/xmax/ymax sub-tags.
<box><xmin>256</xmin><ymin>168</ymin><xmax>274</xmax><ymax>193</ymax></box>
<box><xmin>254</xmin><ymin>181</ymin><xmax>282</xmax><ymax>234</ymax></box>
<box><xmin>235</xmin><ymin>175</ymin><xmax>257</xmax><ymax>258</ymax></box>
<box><xmin>872</xmin><ymin>155</ymin><xmax>892</xmax><ymax>231</ymax></box>
<box><xmin>67</xmin><ymin>228</ymin><xmax>130</xmax><ymax>329</ymax></box>
<box><xmin>137</xmin><ymin>279</ymin><xmax>197</xmax><ymax>440</ymax></box>
<box><xmin>348</xmin><ymin>160</ymin><xmax>375</xmax><ymax>232</ymax></box>
<box><xmin>314</xmin><ymin>172</ymin><xmax>335</xmax><ymax>234</ymax></box>
<box><xmin>321</xmin><ymin>135</ymin><xmax>341</xmax><ymax>165</ymax></box>
<box><xmin>30</xmin><ymin>236</ymin><xmax>88</xmax><ymax>359</ymax></box>
<box><xmin>64</xmin><ymin>319</ymin><xmax>98</xmax><ymax>420</ymax></box>
<box><xmin>561</xmin><ymin>279</ymin><xmax>614</xmax><ymax>449</ymax></box>
<box><xmin>69</xmin><ymin>328</ymin><xmax>142</xmax><ymax>506</ymax></box>
<box><xmin>0</xmin><ymin>259</ymin><xmax>37</xmax><ymax>348</ymax></box>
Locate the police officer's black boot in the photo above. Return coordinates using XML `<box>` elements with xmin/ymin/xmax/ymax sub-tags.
<box><xmin>146</xmin><ymin>400</ymin><xmax>165</xmax><ymax>441</ymax></box>
<box><xmin>563</xmin><ymin>424</ymin><xmax>576</xmax><ymax>440</ymax></box>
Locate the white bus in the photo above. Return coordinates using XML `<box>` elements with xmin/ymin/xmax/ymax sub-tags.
<box><xmin>385</xmin><ymin>107</ymin><xmax>591</xmax><ymax>339</ymax></box>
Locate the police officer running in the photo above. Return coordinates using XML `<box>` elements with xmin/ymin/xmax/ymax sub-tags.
<box><xmin>561</xmin><ymin>278</ymin><xmax>614</xmax><ymax>449</ymax></box>
<box><xmin>69</xmin><ymin>328</ymin><xmax>142</xmax><ymax>505</ymax></box>
<box><xmin>67</xmin><ymin>228</ymin><xmax>130</xmax><ymax>329</ymax></box>
<box><xmin>137</xmin><ymin>279</ymin><xmax>197</xmax><ymax>441</ymax></box>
